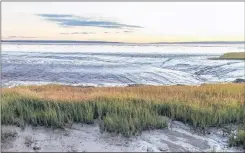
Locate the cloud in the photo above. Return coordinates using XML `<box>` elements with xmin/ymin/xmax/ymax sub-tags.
<box><xmin>37</xmin><ymin>14</ymin><xmax>74</xmax><ymax>18</ymax></box>
<box><xmin>60</xmin><ymin>31</ymin><xmax>134</xmax><ymax>35</ymax></box>
<box><xmin>104</xmin><ymin>30</ymin><xmax>134</xmax><ymax>34</ymax></box>
<box><xmin>7</xmin><ymin>36</ymin><xmax>37</xmax><ymax>39</ymax></box>
<box><xmin>60</xmin><ymin>32</ymin><xmax>96</xmax><ymax>35</ymax></box>
<box><xmin>37</xmin><ymin>14</ymin><xmax>143</xmax><ymax>29</ymax></box>
<box><xmin>123</xmin><ymin>30</ymin><xmax>134</xmax><ymax>33</ymax></box>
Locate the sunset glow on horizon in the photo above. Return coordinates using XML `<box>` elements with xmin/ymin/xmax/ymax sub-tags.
<box><xmin>2</xmin><ymin>2</ymin><xmax>244</xmax><ymax>43</ymax></box>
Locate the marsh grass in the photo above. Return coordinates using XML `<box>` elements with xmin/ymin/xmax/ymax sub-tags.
<box><xmin>210</xmin><ymin>52</ymin><xmax>245</xmax><ymax>60</ymax></box>
<box><xmin>220</xmin><ymin>52</ymin><xmax>245</xmax><ymax>59</ymax></box>
<box><xmin>229</xmin><ymin>124</ymin><xmax>245</xmax><ymax>149</ymax></box>
<box><xmin>1</xmin><ymin>83</ymin><xmax>245</xmax><ymax>138</ymax></box>
<box><xmin>1</xmin><ymin>94</ymin><xmax>167</xmax><ymax>137</ymax></box>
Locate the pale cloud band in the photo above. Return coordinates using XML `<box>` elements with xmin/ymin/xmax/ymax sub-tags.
<box><xmin>60</xmin><ymin>32</ymin><xmax>96</xmax><ymax>35</ymax></box>
<box><xmin>6</xmin><ymin>36</ymin><xmax>37</xmax><ymax>39</ymax></box>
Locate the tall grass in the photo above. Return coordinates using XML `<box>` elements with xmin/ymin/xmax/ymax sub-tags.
<box><xmin>1</xmin><ymin>93</ymin><xmax>166</xmax><ymax>137</ymax></box>
<box><xmin>1</xmin><ymin>83</ymin><xmax>244</xmax><ymax>138</ymax></box>
<box><xmin>229</xmin><ymin>124</ymin><xmax>245</xmax><ymax>149</ymax></box>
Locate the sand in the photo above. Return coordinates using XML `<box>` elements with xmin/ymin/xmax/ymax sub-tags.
<box><xmin>1</xmin><ymin>120</ymin><xmax>244</xmax><ymax>152</ymax></box>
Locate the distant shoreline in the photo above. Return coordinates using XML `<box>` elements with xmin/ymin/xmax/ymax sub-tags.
<box><xmin>1</xmin><ymin>40</ymin><xmax>245</xmax><ymax>45</ymax></box>
<box><xmin>209</xmin><ymin>52</ymin><xmax>245</xmax><ymax>60</ymax></box>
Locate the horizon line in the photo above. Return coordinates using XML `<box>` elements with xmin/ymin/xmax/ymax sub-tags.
<box><xmin>1</xmin><ymin>40</ymin><xmax>245</xmax><ymax>44</ymax></box>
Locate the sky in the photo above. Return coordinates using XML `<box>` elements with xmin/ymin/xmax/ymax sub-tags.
<box><xmin>2</xmin><ymin>2</ymin><xmax>245</xmax><ymax>43</ymax></box>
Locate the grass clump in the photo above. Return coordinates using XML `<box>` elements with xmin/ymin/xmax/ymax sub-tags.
<box><xmin>1</xmin><ymin>94</ymin><xmax>166</xmax><ymax>137</ymax></box>
<box><xmin>229</xmin><ymin>125</ymin><xmax>245</xmax><ymax>149</ymax></box>
<box><xmin>102</xmin><ymin>109</ymin><xmax>166</xmax><ymax>137</ymax></box>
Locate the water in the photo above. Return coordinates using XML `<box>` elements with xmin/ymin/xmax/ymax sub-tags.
<box><xmin>2</xmin><ymin>43</ymin><xmax>245</xmax><ymax>87</ymax></box>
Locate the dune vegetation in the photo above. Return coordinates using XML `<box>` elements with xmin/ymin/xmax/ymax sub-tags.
<box><xmin>1</xmin><ymin>83</ymin><xmax>245</xmax><ymax>141</ymax></box>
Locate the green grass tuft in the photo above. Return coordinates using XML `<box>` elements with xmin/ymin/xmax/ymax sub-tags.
<box><xmin>229</xmin><ymin>125</ymin><xmax>245</xmax><ymax>149</ymax></box>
